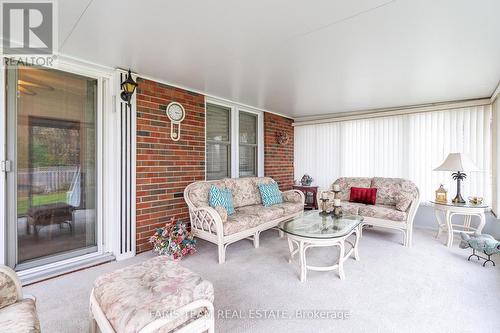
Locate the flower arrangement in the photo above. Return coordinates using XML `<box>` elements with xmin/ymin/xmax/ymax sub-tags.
<box><xmin>149</xmin><ymin>217</ymin><xmax>197</xmax><ymax>260</ymax></box>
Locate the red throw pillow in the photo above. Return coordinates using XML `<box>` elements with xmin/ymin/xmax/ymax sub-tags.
<box><xmin>349</xmin><ymin>187</ymin><xmax>377</xmax><ymax>205</ymax></box>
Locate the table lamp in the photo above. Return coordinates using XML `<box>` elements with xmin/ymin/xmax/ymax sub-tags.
<box><xmin>433</xmin><ymin>153</ymin><xmax>479</xmax><ymax>204</ymax></box>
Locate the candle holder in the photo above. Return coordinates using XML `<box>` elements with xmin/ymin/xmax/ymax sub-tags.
<box><xmin>332</xmin><ymin>192</ymin><xmax>343</xmax><ymax>218</ymax></box>
<box><xmin>333</xmin><ymin>205</ymin><xmax>343</xmax><ymax>218</ymax></box>
<box><xmin>319</xmin><ymin>198</ymin><xmax>330</xmax><ymax>216</ymax></box>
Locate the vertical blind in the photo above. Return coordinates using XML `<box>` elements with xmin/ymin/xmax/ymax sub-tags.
<box><xmin>294</xmin><ymin>105</ymin><xmax>492</xmax><ymax>204</ymax></box>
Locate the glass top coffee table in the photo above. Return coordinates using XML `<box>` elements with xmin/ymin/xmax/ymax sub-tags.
<box><xmin>278</xmin><ymin>211</ymin><xmax>363</xmax><ymax>282</ymax></box>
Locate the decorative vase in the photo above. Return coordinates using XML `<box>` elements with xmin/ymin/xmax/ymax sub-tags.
<box><xmin>301</xmin><ymin>174</ymin><xmax>313</xmax><ymax>186</ymax></box>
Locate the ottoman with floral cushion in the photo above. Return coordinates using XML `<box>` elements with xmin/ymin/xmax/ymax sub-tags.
<box><xmin>89</xmin><ymin>256</ymin><xmax>214</xmax><ymax>333</ymax></box>
<box><xmin>320</xmin><ymin>177</ymin><xmax>420</xmax><ymax>247</ymax></box>
<box><xmin>0</xmin><ymin>265</ymin><xmax>41</xmax><ymax>333</ymax></box>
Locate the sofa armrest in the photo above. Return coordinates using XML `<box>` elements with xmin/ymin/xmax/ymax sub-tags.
<box><xmin>282</xmin><ymin>190</ymin><xmax>305</xmax><ymax>204</ymax></box>
<box><xmin>188</xmin><ymin>206</ymin><xmax>224</xmax><ymax>237</ymax></box>
<box><xmin>405</xmin><ymin>194</ymin><xmax>421</xmax><ymax>227</ymax></box>
<box><xmin>0</xmin><ymin>265</ymin><xmax>23</xmax><ymax>307</ymax></box>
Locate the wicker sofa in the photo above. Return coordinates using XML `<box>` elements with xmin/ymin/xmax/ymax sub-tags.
<box><xmin>321</xmin><ymin>177</ymin><xmax>420</xmax><ymax>247</ymax></box>
<box><xmin>184</xmin><ymin>177</ymin><xmax>305</xmax><ymax>263</ymax></box>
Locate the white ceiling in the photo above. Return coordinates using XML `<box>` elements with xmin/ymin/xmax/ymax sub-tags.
<box><xmin>58</xmin><ymin>0</ymin><xmax>500</xmax><ymax>118</ymax></box>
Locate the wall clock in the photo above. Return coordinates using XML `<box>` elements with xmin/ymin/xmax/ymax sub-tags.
<box><xmin>166</xmin><ymin>102</ymin><xmax>185</xmax><ymax>141</ymax></box>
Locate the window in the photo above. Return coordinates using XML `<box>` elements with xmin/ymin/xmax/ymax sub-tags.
<box><xmin>239</xmin><ymin>111</ymin><xmax>258</xmax><ymax>177</ymax></box>
<box><xmin>294</xmin><ymin>105</ymin><xmax>492</xmax><ymax>204</ymax></box>
<box><xmin>206</xmin><ymin>100</ymin><xmax>263</xmax><ymax>180</ymax></box>
<box><xmin>206</xmin><ymin>104</ymin><xmax>231</xmax><ymax>180</ymax></box>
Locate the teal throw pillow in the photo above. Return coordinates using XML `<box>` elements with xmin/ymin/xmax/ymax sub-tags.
<box><xmin>258</xmin><ymin>182</ymin><xmax>283</xmax><ymax>207</ymax></box>
<box><xmin>209</xmin><ymin>186</ymin><xmax>235</xmax><ymax>215</ymax></box>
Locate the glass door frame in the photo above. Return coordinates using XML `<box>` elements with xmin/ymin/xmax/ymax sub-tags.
<box><xmin>1</xmin><ymin>59</ymin><xmax>108</xmax><ymax>273</ymax></box>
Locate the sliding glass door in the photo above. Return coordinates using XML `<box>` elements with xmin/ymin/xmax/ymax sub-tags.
<box><xmin>6</xmin><ymin>65</ymin><xmax>98</xmax><ymax>270</ymax></box>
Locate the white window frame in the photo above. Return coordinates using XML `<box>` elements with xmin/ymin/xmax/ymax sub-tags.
<box><xmin>205</xmin><ymin>97</ymin><xmax>264</xmax><ymax>179</ymax></box>
<box><xmin>0</xmin><ymin>56</ymin><xmax>118</xmax><ymax>283</ymax></box>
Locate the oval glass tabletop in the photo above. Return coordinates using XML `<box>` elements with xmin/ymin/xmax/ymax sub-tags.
<box><xmin>278</xmin><ymin>210</ymin><xmax>363</xmax><ymax>239</ymax></box>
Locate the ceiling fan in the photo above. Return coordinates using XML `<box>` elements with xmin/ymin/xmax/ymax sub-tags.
<box><xmin>17</xmin><ymin>79</ymin><xmax>54</xmax><ymax>96</ymax></box>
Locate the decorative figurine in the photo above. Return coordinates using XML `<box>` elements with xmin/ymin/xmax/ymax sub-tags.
<box><xmin>301</xmin><ymin>174</ymin><xmax>313</xmax><ymax>186</ymax></box>
<box><xmin>459</xmin><ymin>232</ymin><xmax>500</xmax><ymax>267</ymax></box>
<box><xmin>435</xmin><ymin>184</ymin><xmax>447</xmax><ymax>203</ymax></box>
<box><xmin>468</xmin><ymin>196</ymin><xmax>483</xmax><ymax>205</ymax></box>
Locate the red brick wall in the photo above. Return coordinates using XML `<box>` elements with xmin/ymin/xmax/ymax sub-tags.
<box><xmin>135</xmin><ymin>78</ymin><xmax>205</xmax><ymax>253</ymax></box>
<box><xmin>264</xmin><ymin>113</ymin><xmax>294</xmax><ymax>190</ymax></box>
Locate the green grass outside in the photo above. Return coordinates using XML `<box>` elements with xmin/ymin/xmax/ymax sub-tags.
<box><xmin>17</xmin><ymin>192</ymin><xmax>67</xmax><ymax>215</ymax></box>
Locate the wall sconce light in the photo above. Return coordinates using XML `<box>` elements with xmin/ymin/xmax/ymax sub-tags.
<box><xmin>120</xmin><ymin>69</ymin><xmax>138</xmax><ymax>106</ymax></box>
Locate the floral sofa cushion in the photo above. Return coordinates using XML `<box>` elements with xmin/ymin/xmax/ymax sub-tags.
<box><xmin>341</xmin><ymin>202</ymin><xmax>367</xmax><ymax>215</ymax></box>
<box><xmin>187</xmin><ymin>180</ymin><xmax>225</xmax><ymax>208</ymax></box>
<box><xmin>224</xmin><ymin>202</ymin><xmax>303</xmax><ymax>235</ymax></box>
<box><xmin>371</xmin><ymin>177</ymin><xmax>418</xmax><ymax>206</ymax></box>
<box><xmin>224</xmin><ymin>177</ymin><xmax>263</xmax><ymax>208</ymax></box>
<box><xmin>93</xmin><ymin>256</ymin><xmax>214</xmax><ymax>333</ymax></box>
<box><xmin>0</xmin><ymin>271</ymin><xmax>18</xmax><ymax>309</ymax></box>
<box><xmin>0</xmin><ymin>298</ymin><xmax>40</xmax><ymax>333</ymax></box>
<box><xmin>224</xmin><ymin>209</ymin><xmax>262</xmax><ymax>235</ymax></box>
<box><xmin>333</xmin><ymin>177</ymin><xmax>372</xmax><ymax>201</ymax></box>
<box><xmin>359</xmin><ymin>204</ymin><xmax>407</xmax><ymax>222</ymax></box>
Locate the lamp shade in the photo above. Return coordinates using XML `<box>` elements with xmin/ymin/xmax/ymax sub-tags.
<box><xmin>433</xmin><ymin>153</ymin><xmax>480</xmax><ymax>172</ymax></box>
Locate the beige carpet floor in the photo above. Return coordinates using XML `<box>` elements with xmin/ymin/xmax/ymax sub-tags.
<box><xmin>25</xmin><ymin>227</ymin><xmax>500</xmax><ymax>333</ymax></box>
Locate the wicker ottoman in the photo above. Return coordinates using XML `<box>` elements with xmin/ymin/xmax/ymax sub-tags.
<box><xmin>89</xmin><ymin>256</ymin><xmax>214</xmax><ymax>333</ymax></box>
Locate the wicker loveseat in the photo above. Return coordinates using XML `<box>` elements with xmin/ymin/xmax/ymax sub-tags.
<box><xmin>321</xmin><ymin>177</ymin><xmax>420</xmax><ymax>247</ymax></box>
<box><xmin>184</xmin><ymin>177</ymin><xmax>305</xmax><ymax>263</ymax></box>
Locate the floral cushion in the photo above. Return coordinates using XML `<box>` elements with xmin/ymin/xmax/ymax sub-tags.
<box><xmin>275</xmin><ymin>202</ymin><xmax>304</xmax><ymax>216</ymax></box>
<box><xmin>224</xmin><ymin>178</ymin><xmax>263</xmax><ymax>208</ymax></box>
<box><xmin>93</xmin><ymin>256</ymin><xmax>214</xmax><ymax>333</ymax></box>
<box><xmin>236</xmin><ymin>205</ymin><xmax>284</xmax><ymax>222</ymax></box>
<box><xmin>341</xmin><ymin>202</ymin><xmax>367</xmax><ymax>215</ymax></box>
<box><xmin>187</xmin><ymin>180</ymin><xmax>225</xmax><ymax>208</ymax></box>
<box><xmin>0</xmin><ymin>270</ymin><xmax>19</xmax><ymax>309</ymax></box>
<box><xmin>333</xmin><ymin>177</ymin><xmax>372</xmax><ymax>201</ymax></box>
<box><xmin>358</xmin><ymin>204</ymin><xmax>407</xmax><ymax>222</ymax></box>
<box><xmin>395</xmin><ymin>194</ymin><xmax>413</xmax><ymax>212</ymax></box>
<box><xmin>0</xmin><ymin>298</ymin><xmax>40</xmax><ymax>333</ymax></box>
<box><xmin>224</xmin><ymin>210</ymin><xmax>262</xmax><ymax>235</ymax></box>
<box><xmin>224</xmin><ymin>202</ymin><xmax>303</xmax><ymax>235</ymax></box>
<box><xmin>371</xmin><ymin>177</ymin><xmax>418</xmax><ymax>206</ymax></box>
